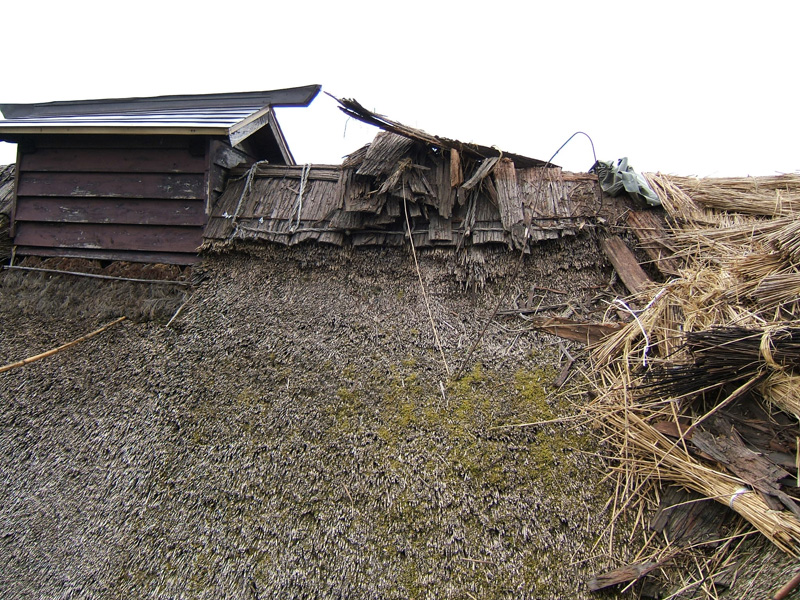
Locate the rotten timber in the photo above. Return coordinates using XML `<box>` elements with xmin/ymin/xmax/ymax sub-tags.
<box><xmin>205</xmin><ymin>130</ymin><xmax>631</xmax><ymax>251</ymax></box>
<box><xmin>600</xmin><ymin>235</ymin><xmax>653</xmax><ymax>295</ymax></box>
<box><xmin>626</xmin><ymin>210</ymin><xmax>681</xmax><ymax>276</ymax></box>
<box><xmin>522</xmin><ymin>316</ymin><xmax>624</xmax><ymax>346</ymax></box>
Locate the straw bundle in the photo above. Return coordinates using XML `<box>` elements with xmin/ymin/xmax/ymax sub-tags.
<box><xmin>762</xmin><ymin>371</ymin><xmax>800</xmax><ymax>421</ymax></box>
<box><xmin>651</xmin><ymin>174</ymin><xmax>800</xmax><ymax>217</ymax></box>
<box><xmin>589</xmin><ymin>171</ymin><xmax>800</xmax><ymax>585</ymax></box>
<box><xmin>601</xmin><ymin>409</ymin><xmax>800</xmax><ymax>554</ymax></box>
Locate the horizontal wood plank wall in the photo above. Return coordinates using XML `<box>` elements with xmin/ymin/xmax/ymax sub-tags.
<box><xmin>13</xmin><ymin>135</ymin><xmax>209</xmax><ymax>264</ymax></box>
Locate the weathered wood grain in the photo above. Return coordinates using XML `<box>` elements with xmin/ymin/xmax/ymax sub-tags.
<box><xmin>450</xmin><ymin>148</ymin><xmax>463</xmax><ymax>188</ymax></box>
<box><xmin>15</xmin><ymin>222</ymin><xmax>203</xmax><ymax>253</ymax></box>
<box><xmin>600</xmin><ymin>235</ymin><xmax>653</xmax><ymax>295</ymax></box>
<box><xmin>14</xmin><ymin>245</ymin><xmax>200</xmax><ymax>264</ymax></box>
<box><xmin>494</xmin><ymin>158</ymin><xmax>520</xmax><ymax>231</ymax></box>
<box><xmin>461</xmin><ymin>157</ymin><xmax>499</xmax><ymax>192</ymax></box>
<box><xmin>21</xmin><ymin>147</ymin><xmax>207</xmax><ymax>174</ymax></box>
<box><xmin>15</xmin><ymin>197</ymin><xmax>206</xmax><ymax>226</ymax></box>
<box><xmin>626</xmin><ymin>210</ymin><xmax>681</xmax><ymax>276</ymax></box>
<box><xmin>18</xmin><ymin>172</ymin><xmax>205</xmax><ymax>199</ymax></box>
<box><xmin>357</xmin><ymin>132</ymin><xmax>415</xmax><ymax>177</ymax></box>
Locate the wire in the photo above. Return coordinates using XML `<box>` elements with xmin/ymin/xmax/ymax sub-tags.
<box><xmin>454</xmin><ymin>130</ymin><xmax>598</xmax><ymax>378</ymax></box>
<box><xmin>545</xmin><ymin>131</ymin><xmax>597</xmax><ymax>170</ymax></box>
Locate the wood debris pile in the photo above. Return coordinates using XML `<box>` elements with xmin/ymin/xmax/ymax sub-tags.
<box><xmin>204</xmin><ymin>100</ymin><xmax>629</xmax><ymax>251</ymax></box>
<box><xmin>579</xmin><ymin>172</ymin><xmax>800</xmax><ymax>596</ymax></box>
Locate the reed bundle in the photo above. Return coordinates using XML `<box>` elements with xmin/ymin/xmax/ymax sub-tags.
<box><xmin>601</xmin><ymin>409</ymin><xmax>800</xmax><ymax>554</ymax></box>
<box><xmin>652</xmin><ymin>174</ymin><xmax>800</xmax><ymax>217</ymax></box>
<box><xmin>762</xmin><ymin>371</ymin><xmax>800</xmax><ymax>421</ymax></box>
<box><xmin>590</xmin><ymin>171</ymin><xmax>800</xmax><ymax>579</ymax></box>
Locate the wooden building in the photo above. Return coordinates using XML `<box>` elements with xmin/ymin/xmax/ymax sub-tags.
<box><xmin>0</xmin><ymin>85</ymin><xmax>320</xmax><ymax>264</ymax></box>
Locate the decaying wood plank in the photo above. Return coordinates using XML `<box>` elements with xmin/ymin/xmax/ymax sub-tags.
<box><xmin>524</xmin><ymin>316</ymin><xmax>624</xmax><ymax>345</ymax></box>
<box><xmin>493</xmin><ymin>158</ymin><xmax>520</xmax><ymax>230</ymax></box>
<box><xmin>461</xmin><ymin>157</ymin><xmax>500</xmax><ymax>192</ymax></box>
<box><xmin>650</xmin><ymin>486</ymin><xmax>729</xmax><ymax>546</ymax></box>
<box><xmin>600</xmin><ymin>235</ymin><xmax>653</xmax><ymax>295</ymax></box>
<box><xmin>14</xmin><ymin>245</ymin><xmax>200</xmax><ymax>265</ymax></box>
<box><xmin>691</xmin><ymin>421</ymin><xmax>800</xmax><ymax>519</ymax></box>
<box><xmin>626</xmin><ymin>210</ymin><xmax>681</xmax><ymax>276</ymax></box>
<box><xmin>357</xmin><ymin>132</ymin><xmax>416</xmax><ymax>177</ymax></box>
<box><xmin>335</xmin><ymin>96</ymin><xmax>551</xmax><ymax>168</ymax></box>
<box><xmin>429</xmin><ymin>213</ymin><xmax>452</xmax><ymax>241</ymax></box>
<box><xmin>588</xmin><ymin>561</ymin><xmax>659</xmax><ymax>592</ymax></box>
<box><xmin>450</xmin><ymin>148</ymin><xmax>463</xmax><ymax>188</ymax></box>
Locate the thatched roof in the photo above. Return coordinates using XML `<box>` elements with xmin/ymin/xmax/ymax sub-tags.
<box><xmin>1</xmin><ymin>239</ymin><xmax>628</xmax><ymax>599</ymax></box>
<box><xmin>204</xmin><ymin>131</ymin><xmax>626</xmax><ymax>251</ymax></box>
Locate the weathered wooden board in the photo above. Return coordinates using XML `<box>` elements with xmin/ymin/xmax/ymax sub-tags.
<box><xmin>15</xmin><ymin>197</ymin><xmax>206</xmax><ymax>226</ymax></box>
<box><xmin>28</xmin><ymin>134</ymin><xmax>197</xmax><ymax>150</ymax></box>
<box><xmin>494</xmin><ymin>158</ymin><xmax>520</xmax><ymax>230</ymax></box>
<box><xmin>429</xmin><ymin>213</ymin><xmax>453</xmax><ymax>241</ymax></box>
<box><xmin>357</xmin><ymin>132</ymin><xmax>416</xmax><ymax>177</ymax></box>
<box><xmin>20</xmin><ymin>147</ymin><xmax>207</xmax><ymax>174</ymax></box>
<box><xmin>15</xmin><ymin>245</ymin><xmax>200</xmax><ymax>264</ymax></box>
<box><xmin>15</xmin><ymin>222</ymin><xmax>203</xmax><ymax>253</ymax></box>
<box><xmin>626</xmin><ymin>210</ymin><xmax>681</xmax><ymax>276</ymax></box>
<box><xmin>461</xmin><ymin>157</ymin><xmax>499</xmax><ymax>192</ymax></box>
<box><xmin>588</xmin><ymin>561</ymin><xmax>659</xmax><ymax>592</ymax></box>
<box><xmin>450</xmin><ymin>148</ymin><xmax>463</xmax><ymax>188</ymax></box>
<box><xmin>524</xmin><ymin>316</ymin><xmax>624</xmax><ymax>345</ymax></box>
<box><xmin>600</xmin><ymin>235</ymin><xmax>653</xmax><ymax>295</ymax></box>
<box><xmin>17</xmin><ymin>172</ymin><xmax>205</xmax><ymax>199</ymax></box>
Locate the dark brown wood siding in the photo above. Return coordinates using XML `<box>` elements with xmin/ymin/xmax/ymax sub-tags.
<box><xmin>12</xmin><ymin>135</ymin><xmax>209</xmax><ymax>264</ymax></box>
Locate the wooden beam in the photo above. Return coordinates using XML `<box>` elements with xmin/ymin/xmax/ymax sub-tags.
<box><xmin>626</xmin><ymin>210</ymin><xmax>681</xmax><ymax>277</ymax></box>
<box><xmin>600</xmin><ymin>235</ymin><xmax>653</xmax><ymax>295</ymax></box>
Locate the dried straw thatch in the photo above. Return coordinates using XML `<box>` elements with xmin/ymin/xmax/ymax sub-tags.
<box><xmin>588</xmin><ymin>172</ymin><xmax>800</xmax><ymax>596</ymax></box>
<box><xmin>1</xmin><ymin>237</ymin><xmax>632</xmax><ymax>599</ymax></box>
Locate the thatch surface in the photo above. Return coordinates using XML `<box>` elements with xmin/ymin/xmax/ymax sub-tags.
<box><xmin>1</xmin><ymin>238</ymin><xmax>625</xmax><ymax>599</ymax></box>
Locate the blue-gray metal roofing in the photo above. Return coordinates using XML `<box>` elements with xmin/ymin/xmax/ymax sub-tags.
<box><xmin>0</xmin><ymin>107</ymin><xmax>258</xmax><ymax>130</ymax></box>
<box><xmin>0</xmin><ymin>85</ymin><xmax>320</xmax><ymax>134</ymax></box>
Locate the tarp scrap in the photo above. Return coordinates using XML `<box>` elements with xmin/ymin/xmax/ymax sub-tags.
<box><xmin>591</xmin><ymin>158</ymin><xmax>660</xmax><ymax>206</ymax></box>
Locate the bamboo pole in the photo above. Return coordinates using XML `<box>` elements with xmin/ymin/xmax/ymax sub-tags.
<box><xmin>0</xmin><ymin>317</ymin><xmax>127</xmax><ymax>374</ymax></box>
<box><xmin>2</xmin><ymin>265</ymin><xmax>190</xmax><ymax>286</ymax></box>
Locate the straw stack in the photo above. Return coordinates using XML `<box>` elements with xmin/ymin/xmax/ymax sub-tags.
<box><xmin>590</xmin><ymin>172</ymin><xmax>800</xmax><ymax>566</ymax></box>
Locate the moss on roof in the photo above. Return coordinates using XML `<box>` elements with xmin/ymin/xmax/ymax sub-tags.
<box><xmin>0</xmin><ymin>240</ymin><xmax>626</xmax><ymax>598</ymax></box>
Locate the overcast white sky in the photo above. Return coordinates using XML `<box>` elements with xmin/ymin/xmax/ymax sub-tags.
<box><xmin>1</xmin><ymin>1</ymin><xmax>797</xmax><ymax>177</ymax></box>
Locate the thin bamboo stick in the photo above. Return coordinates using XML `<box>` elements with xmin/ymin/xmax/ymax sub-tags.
<box><xmin>0</xmin><ymin>317</ymin><xmax>127</xmax><ymax>374</ymax></box>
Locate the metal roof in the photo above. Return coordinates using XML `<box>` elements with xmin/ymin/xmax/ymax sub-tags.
<box><xmin>0</xmin><ymin>85</ymin><xmax>321</xmax><ymax>145</ymax></box>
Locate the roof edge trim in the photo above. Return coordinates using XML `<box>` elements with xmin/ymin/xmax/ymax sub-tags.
<box><xmin>0</xmin><ymin>85</ymin><xmax>321</xmax><ymax>119</ymax></box>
